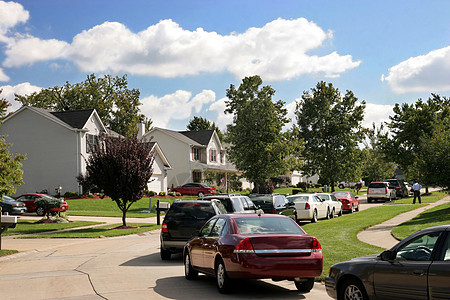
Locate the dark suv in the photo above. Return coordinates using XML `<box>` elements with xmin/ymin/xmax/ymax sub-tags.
<box><xmin>200</xmin><ymin>194</ymin><xmax>260</xmax><ymax>213</ymax></box>
<box><xmin>249</xmin><ymin>194</ymin><xmax>296</xmax><ymax>219</ymax></box>
<box><xmin>160</xmin><ymin>199</ymin><xmax>227</xmax><ymax>260</ymax></box>
<box><xmin>384</xmin><ymin>179</ymin><xmax>408</xmax><ymax>198</ymax></box>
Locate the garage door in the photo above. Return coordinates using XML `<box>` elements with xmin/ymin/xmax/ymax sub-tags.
<box><xmin>148</xmin><ymin>175</ymin><xmax>163</xmax><ymax>193</ymax></box>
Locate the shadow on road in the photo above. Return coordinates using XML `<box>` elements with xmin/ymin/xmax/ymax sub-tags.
<box><xmin>120</xmin><ymin>252</ymin><xmax>183</xmax><ymax>267</ymax></box>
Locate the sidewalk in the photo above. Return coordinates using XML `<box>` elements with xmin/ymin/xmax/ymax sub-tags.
<box><xmin>357</xmin><ymin>196</ymin><xmax>450</xmax><ymax>249</ymax></box>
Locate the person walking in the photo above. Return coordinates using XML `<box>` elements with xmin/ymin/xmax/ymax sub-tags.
<box><xmin>412</xmin><ymin>181</ymin><xmax>422</xmax><ymax>204</ymax></box>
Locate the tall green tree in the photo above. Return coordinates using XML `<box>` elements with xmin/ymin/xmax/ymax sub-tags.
<box><xmin>15</xmin><ymin>74</ymin><xmax>152</xmax><ymax>136</ymax></box>
<box><xmin>79</xmin><ymin>134</ymin><xmax>155</xmax><ymax>227</ymax></box>
<box><xmin>186</xmin><ymin>116</ymin><xmax>224</xmax><ymax>141</ymax></box>
<box><xmin>225</xmin><ymin>75</ymin><xmax>300</xmax><ymax>192</ymax></box>
<box><xmin>380</xmin><ymin>94</ymin><xmax>449</xmax><ymax>185</ymax></box>
<box><xmin>0</xmin><ymin>89</ymin><xmax>25</xmax><ymax>197</ymax></box>
<box><xmin>294</xmin><ymin>81</ymin><xmax>366</xmax><ymax>190</ymax></box>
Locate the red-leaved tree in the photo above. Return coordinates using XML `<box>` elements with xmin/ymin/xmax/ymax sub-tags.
<box><xmin>80</xmin><ymin>134</ymin><xmax>155</xmax><ymax>227</ymax></box>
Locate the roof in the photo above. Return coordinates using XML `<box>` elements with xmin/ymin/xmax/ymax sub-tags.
<box><xmin>179</xmin><ymin>130</ymin><xmax>214</xmax><ymax>145</ymax></box>
<box><xmin>50</xmin><ymin>109</ymin><xmax>95</xmax><ymax>129</ymax></box>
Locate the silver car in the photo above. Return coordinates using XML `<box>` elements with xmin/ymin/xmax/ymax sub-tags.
<box><xmin>287</xmin><ymin>194</ymin><xmax>331</xmax><ymax>223</ymax></box>
<box><xmin>316</xmin><ymin>193</ymin><xmax>343</xmax><ymax>217</ymax></box>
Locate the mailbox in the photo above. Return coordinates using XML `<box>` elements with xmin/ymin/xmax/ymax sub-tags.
<box><xmin>158</xmin><ymin>202</ymin><xmax>170</xmax><ymax>210</ymax></box>
<box><xmin>1</xmin><ymin>215</ymin><xmax>17</xmax><ymax>230</ymax></box>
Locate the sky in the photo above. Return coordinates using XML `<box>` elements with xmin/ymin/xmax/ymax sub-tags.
<box><xmin>1</xmin><ymin>0</ymin><xmax>449</xmax><ymax>131</ymax></box>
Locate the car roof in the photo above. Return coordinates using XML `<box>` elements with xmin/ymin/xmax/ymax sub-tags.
<box><xmin>216</xmin><ymin>213</ymin><xmax>290</xmax><ymax>219</ymax></box>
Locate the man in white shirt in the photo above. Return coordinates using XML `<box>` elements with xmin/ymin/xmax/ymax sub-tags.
<box><xmin>412</xmin><ymin>181</ymin><xmax>422</xmax><ymax>204</ymax></box>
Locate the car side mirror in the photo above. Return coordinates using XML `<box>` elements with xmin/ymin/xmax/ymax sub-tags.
<box><xmin>380</xmin><ymin>250</ymin><xmax>395</xmax><ymax>261</ymax></box>
<box><xmin>355</xmin><ymin>196</ymin><xmax>359</xmax><ymax>199</ymax></box>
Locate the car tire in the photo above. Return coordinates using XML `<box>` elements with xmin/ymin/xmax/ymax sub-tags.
<box><xmin>355</xmin><ymin>204</ymin><xmax>359</xmax><ymax>212</ymax></box>
<box><xmin>216</xmin><ymin>258</ymin><xmax>231</xmax><ymax>294</ymax></box>
<box><xmin>367</xmin><ymin>198</ymin><xmax>372</xmax><ymax>203</ymax></box>
<box><xmin>160</xmin><ymin>248</ymin><xmax>171</xmax><ymax>260</ymax></box>
<box><xmin>338</xmin><ymin>184</ymin><xmax>344</xmax><ymax>189</ymax></box>
<box><xmin>340</xmin><ymin>278</ymin><xmax>368</xmax><ymax>300</ymax></box>
<box><xmin>330</xmin><ymin>208</ymin><xmax>335</xmax><ymax>218</ymax></box>
<box><xmin>36</xmin><ymin>207</ymin><xmax>45</xmax><ymax>216</ymax></box>
<box><xmin>326</xmin><ymin>209</ymin><xmax>331</xmax><ymax>219</ymax></box>
<box><xmin>338</xmin><ymin>208</ymin><xmax>343</xmax><ymax>217</ymax></box>
<box><xmin>184</xmin><ymin>252</ymin><xmax>198</xmax><ymax>280</ymax></box>
<box><xmin>198</xmin><ymin>192</ymin><xmax>204</xmax><ymax>197</ymax></box>
<box><xmin>311</xmin><ymin>210</ymin><xmax>318</xmax><ymax>223</ymax></box>
<box><xmin>349</xmin><ymin>204</ymin><xmax>354</xmax><ymax>213</ymax></box>
<box><xmin>295</xmin><ymin>278</ymin><xmax>315</xmax><ymax>293</ymax></box>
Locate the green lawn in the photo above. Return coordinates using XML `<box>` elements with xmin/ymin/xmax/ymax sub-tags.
<box><xmin>2</xmin><ymin>219</ymin><xmax>102</xmax><ymax>236</ymax></box>
<box><xmin>389</xmin><ymin>191</ymin><xmax>446</xmax><ymax>204</ymax></box>
<box><xmin>22</xmin><ymin>223</ymin><xmax>160</xmax><ymax>238</ymax></box>
<box><xmin>0</xmin><ymin>249</ymin><xmax>18</xmax><ymax>256</ymax></box>
<box><xmin>392</xmin><ymin>201</ymin><xmax>450</xmax><ymax>240</ymax></box>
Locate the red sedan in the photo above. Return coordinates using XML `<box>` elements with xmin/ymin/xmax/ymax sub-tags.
<box><xmin>169</xmin><ymin>182</ymin><xmax>216</xmax><ymax>197</ymax></box>
<box><xmin>16</xmin><ymin>193</ymin><xmax>69</xmax><ymax>216</ymax></box>
<box><xmin>332</xmin><ymin>191</ymin><xmax>359</xmax><ymax>213</ymax></box>
<box><xmin>183</xmin><ymin>214</ymin><xmax>323</xmax><ymax>293</ymax></box>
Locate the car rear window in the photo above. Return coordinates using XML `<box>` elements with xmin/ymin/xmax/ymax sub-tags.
<box><xmin>369</xmin><ymin>182</ymin><xmax>387</xmax><ymax>188</ymax></box>
<box><xmin>234</xmin><ymin>217</ymin><xmax>304</xmax><ymax>234</ymax></box>
<box><xmin>333</xmin><ymin>192</ymin><xmax>348</xmax><ymax>198</ymax></box>
<box><xmin>287</xmin><ymin>195</ymin><xmax>309</xmax><ymax>203</ymax></box>
<box><xmin>165</xmin><ymin>202</ymin><xmax>216</xmax><ymax>221</ymax></box>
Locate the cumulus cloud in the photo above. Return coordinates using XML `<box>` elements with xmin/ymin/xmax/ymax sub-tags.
<box><xmin>2</xmin><ymin>17</ymin><xmax>361</xmax><ymax>81</ymax></box>
<box><xmin>362</xmin><ymin>102</ymin><xmax>394</xmax><ymax>129</ymax></box>
<box><xmin>0</xmin><ymin>68</ymin><xmax>9</xmax><ymax>81</ymax></box>
<box><xmin>140</xmin><ymin>89</ymin><xmax>216</xmax><ymax>128</ymax></box>
<box><xmin>382</xmin><ymin>46</ymin><xmax>450</xmax><ymax>93</ymax></box>
<box><xmin>207</xmin><ymin>97</ymin><xmax>233</xmax><ymax>131</ymax></box>
<box><xmin>0</xmin><ymin>0</ymin><xmax>29</xmax><ymax>41</ymax></box>
<box><xmin>0</xmin><ymin>82</ymin><xmax>42</xmax><ymax>112</ymax></box>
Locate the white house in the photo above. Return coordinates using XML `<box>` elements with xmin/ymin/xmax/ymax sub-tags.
<box><xmin>0</xmin><ymin>106</ymin><xmax>170</xmax><ymax>196</ymax></box>
<box><xmin>142</xmin><ymin>127</ymin><xmax>251</xmax><ymax>191</ymax></box>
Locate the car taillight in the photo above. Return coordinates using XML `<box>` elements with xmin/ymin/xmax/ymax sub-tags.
<box><xmin>272</xmin><ymin>208</ymin><xmax>277</xmax><ymax>214</ymax></box>
<box><xmin>161</xmin><ymin>223</ymin><xmax>168</xmax><ymax>233</ymax></box>
<box><xmin>312</xmin><ymin>237</ymin><xmax>322</xmax><ymax>252</ymax></box>
<box><xmin>385</xmin><ymin>187</ymin><xmax>388</xmax><ymax>194</ymax></box>
<box><xmin>234</xmin><ymin>238</ymin><xmax>254</xmax><ymax>253</ymax></box>
<box><xmin>395</xmin><ymin>187</ymin><xmax>401</xmax><ymax>190</ymax></box>
<box><xmin>305</xmin><ymin>202</ymin><xmax>310</xmax><ymax>210</ymax></box>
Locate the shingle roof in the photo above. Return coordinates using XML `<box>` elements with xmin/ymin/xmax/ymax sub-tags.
<box><xmin>179</xmin><ymin>130</ymin><xmax>214</xmax><ymax>146</ymax></box>
<box><xmin>50</xmin><ymin>109</ymin><xmax>94</xmax><ymax>129</ymax></box>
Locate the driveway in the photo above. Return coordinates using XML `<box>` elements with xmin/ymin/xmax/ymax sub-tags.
<box><xmin>1</xmin><ymin>230</ymin><xmax>331</xmax><ymax>300</ymax></box>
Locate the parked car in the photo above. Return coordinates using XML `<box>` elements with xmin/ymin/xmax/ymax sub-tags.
<box><xmin>184</xmin><ymin>214</ymin><xmax>324</xmax><ymax>293</ymax></box>
<box><xmin>200</xmin><ymin>194</ymin><xmax>261</xmax><ymax>214</ymax></box>
<box><xmin>160</xmin><ymin>199</ymin><xmax>227</xmax><ymax>260</ymax></box>
<box><xmin>15</xmin><ymin>193</ymin><xmax>69</xmax><ymax>216</ymax></box>
<box><xmin>332</xmin><ymin>191</ymin><xmax>359</xmax><ymax>213</ymax></box>
<box><xmin>384</xmin><ymin>178</ymin><xmax>408</xmax><ymax>198</ymax></box>
<box><xmin>168</xmin><ymin>183</ymin><xmax>216</xmax><ymax>196</ymax></box>
<box><xmin>337</xmin><ymin>182</ymin><xmax>357</xmax><ymax>189</ymax></box>
<box><xmin>367</xmin><ymin>181</ymin><xmax>397</xmax><ymax>203</ymax></box>
<box><xmin>1</xmin><ymin>195</ymin><xmax>27</xmax><ymax>215</ymax></box>
<box><xmin>316</xmin><ymin>193</ymin><xmax>343</xmax><ymax>217</ymax></box>
<box><xmin>325</xmin><ymin>225</ymin><xmax>450</xmax><ymax>300</ymax></box>
<box><xmin>249</xmin><ymin>194</ymin><xmax>296</xmax><ymax>220</ymax></box>
<box><xmin>287</xmin><ymin>194</ymin><xmax>331</xmax><ymax>222</ymax></box>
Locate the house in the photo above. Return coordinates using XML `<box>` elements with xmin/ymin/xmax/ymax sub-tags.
<box><xmin>288</xmin><ymin>170</ymin><xmax>320</xmax><ymax>186</ymax></box>
<box><xmin>142</xmin><ymin>127</ymin><xmax>250</xmax><ymax>191</ymax></box>
<box><xmin>0</xmin><ymin>106</ymin><xmax>171</xmax><ymax>196</ymax></box>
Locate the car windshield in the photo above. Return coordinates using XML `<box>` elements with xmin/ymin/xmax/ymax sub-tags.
<box><xmin>234</xmin><ymin>217</ymin><xmax>304</xmax><ymax>234</ymax></box>
<box><xmin>199</xmin><ymin>183</ymin><xmax>210</xmax><ymax>188</ymax></box>
<box><xmin>286</xmin><ymin>195</ymin><xmax>309</xmax><ymax>203</ymax></box>
<box><xmin>369</xmin><ymin>183</ymin><xmax>386</xmax><ymax>188</ymax></box>
<box><xmin>2</xmin><ymin>195</ymin><xmax>15</xmax><ymax>202</ymax></box>
<box><xmin>333</xmin><ymin>192</ymin><xmax>348</xmax><ymax>198</ymax></box>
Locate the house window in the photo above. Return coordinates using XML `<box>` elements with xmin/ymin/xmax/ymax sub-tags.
<box><xmin>192</xmin><ymin>147</ymin><xmax>201</xmax><ymax>161</ymax></box>
<box><xmin>86</xmin><ymin>134</ymin><xmax>98</xmax><ymax>153</ymax></box>
<box><xmin>220</xmin><ymin>151</ymin><xmax>225</xmax><ymax>163</ymax></box>
<box><xmin>210</xmin><ymin>149</ymin><xmax>217</xmax><ymax>162</ymax></box>
<box><xmin>193</xmin><ymin>171</ymin><xmax>202</xmax><ymax>183</ymax></box>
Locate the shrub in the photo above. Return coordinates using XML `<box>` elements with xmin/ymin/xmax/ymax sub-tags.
<box><xmin>159</xmin><ymin>192</ymin><xmax>166</xmax><ymax>196</ymax></box>
<box><xmin>296</xmin><ymin>182</ymin><xmax>308</xmax><ymax>191</ymax></box>
<box><xmin>35</xmin><ymin>196</ymin><xmax>63</xmax><ymax>219</ymax></box>
<box><xmin>64</xmin><ymin>192</ymin><xmax>78</xmax><ymax>198</ymax></box>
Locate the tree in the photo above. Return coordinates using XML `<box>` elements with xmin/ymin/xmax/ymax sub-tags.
<box><xmin>186</xmin><ymin>116</ymin><xmax>224</xmax><ymax>141</ymax></box>
<box><xmin>380</xmin><ymin>94</ymin><xmax>449</xmax><ymax>186</ymax></box>
<box><xmin>15</xmin><ymin>74</ymin><xmax>152</xmax><ymax>136</ymax></box>
<box><xmin>0</xmin><ymin>89</ymin><xmax>26</xmax><ymax>197</ymax></box>
<box><xmin>225</xmin><ymin>75</ymin><xmax>300</xmax><ymax>193</ymax></box>
<box><xmin>294</xmin><ymin>81</ymin><xmax>366</xmax><ymax>191</ymax></box>
<box><xmin>80</xmin><ymin>134</ymin><xmax>155</xmax><ymax>227</ymax></box>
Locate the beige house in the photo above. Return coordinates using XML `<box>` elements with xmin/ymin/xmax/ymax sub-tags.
<box><xmin>0</xmin><ymin>106</ymin><xmax>170</xmax><ymax>196</ymax></box>
<box><xmin>142</xmin><ymin>127</ymin><xmax>250</xmax><ymax>191</ymax></box>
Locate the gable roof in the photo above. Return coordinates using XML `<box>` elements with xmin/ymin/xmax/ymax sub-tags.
<box><xmin>179</xmin><ymin>130</ymin><xmax>214</xmax><ymax>145</ymax></box>
<box><xmin>146</xmin><ymin>127</ymin><xmax>221</xmax><ymax>148</ymax></box>
<box><xmin>51</xmin><ymin>109</ymin><xmax>95</xmax><ymax>129</ymax></box>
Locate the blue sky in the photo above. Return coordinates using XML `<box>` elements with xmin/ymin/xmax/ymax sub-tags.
<box><xmin>1</xmin><ymin>0</ymin><xmax>449</xmax><ymax>131</ymax></box>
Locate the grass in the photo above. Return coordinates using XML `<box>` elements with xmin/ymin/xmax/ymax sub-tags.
<box><xmin>0</xmin><ymin>249</ymin><xmax>18</xmax><ymax>256</ymax></box>
<box><xmin>389</xmin><ymin>191</ymin><xmax>447</xmax><ymax>204</ymax></box>
<box><xmin>302</xmin><ymin>204</ymin><xmax>427</xmax><ymax>280</ymax></box>
<box><xmin>21</xmin><ymin>223</ymin><xmax>160</xmax><ymax>238</ymax></box>
<box><xmin>2</xmin><ymin>219</ymin><xmax>102</xmax><ymax>236</ymax></box>
<box><xmin>392</xmin><ymin>201</ymin><xmax>450</xmax><ymax>240</ymax></box>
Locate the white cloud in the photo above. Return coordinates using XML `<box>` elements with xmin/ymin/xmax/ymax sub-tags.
<box><xmin>140</xmin><ymin>89</ymin><xmax>216</xmax><ymax>128</ymax></box>
<box><xmin>0</xmin><ymin>82</ymin><xmax>42</xmax><ymax>112</ymax></box>
<box><xmin>207</xmin><ymin>97</ymin><xmax>233</xmax><ymax>131</ymax></box>
<box><xmin>382</xmin><ymin>45</ymin><xmax>450</xmax><ymax>93</ymax></box>
<box><xmin>0</xmin><ymin>67</ymin><xmax>9</xmax><ymax>81</ymax></box>
<box><xmin>362</xmin><ymin>102</ymin><xmax>394</xmax><ymax>129</ymax></box>
<box><xmin>2</xmin><ymin>18</ymin><xmax>361</xmax><ymax>81</ymax></box>
<box><xmin>0</xmin><ymin>1</ymin><xmax>29</xmax><ymax>42</ymax></box>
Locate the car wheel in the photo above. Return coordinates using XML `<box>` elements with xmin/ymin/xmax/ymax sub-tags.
<box><xmin>367</xmin><ymin>198</ymin><xmax>372</xmax><ymax>203</ymax></box>
<box><xmin>184</xmin><ymin>252</ymin><xmax>198</xmax><ymax>280</ymax></box>
<box><xmin>295</xmin><ymin>278</ymin><xmax>314</xmax><ymax>293</ymax></box>
<box><xmin>198</xmin><ymin>191</ymin><xmax>204</xmax><ymax>197</ymax></box>
<box><xmin>311</xmin><ymin>210</ymin><xmax>318</xmax><ymax>223</ymax></box>
<box><xmin>338</xmin><ymin>208</ymin><xmax>343</xmax><ymax>216</ymax></box>
<box><xmin>326</xmin><ymin>209</ymin><xmax>331</xmax><ymax>219</ymax></box>
<box><xmin>340</xmin><ymin>278</ymin><xmax>368</xmax><ymax>300</ymax></box>
<box><xmin>160</xmin><ymin>248</ymin><xmax>171</xmax><ymax>260</ymax></box>
<box><xmin>355</xmin><ymin>204</ymin><xmax>359</xmax><ymax>212</ymax></box>
<box><xmin>338</xmin><ymin>184</ymin><xmax>344</xmax><ymax>189</ymax></box>
<box><xmin>349</xmin><ymin>204</ymin><xmax>354</xmax><ymax>213</ymax></box>
<box><xmin>330</xmin><ymin>208</ymin><xmax>335</xmax><ymax>218</ymax></box>
<box><xmin>36</xmin><ymin>207</ymin><xmax>45</xmax><ymax>216</ymax></box>
<box><xmin>216</xmin><ymin>259</ymin><xmax>231</xmax><ymax>294</ymax></box>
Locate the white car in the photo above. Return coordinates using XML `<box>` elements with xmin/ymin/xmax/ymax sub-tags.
<box><xmin>286</xmin><ymin>194</ymin><xmax>331</xmax><ymax>223</ymax></box>
<box><xmin>316</xmin><ymin>193</ymin><xmax>343</xmax><ymax>217</ymax></box>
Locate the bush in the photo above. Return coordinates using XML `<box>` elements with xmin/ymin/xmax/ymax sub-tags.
<box><xmin>35</xmin><ymin>196</ymin><xmax>63</xmax><ymax>219</ymax></box>
<box><xmin>296</xmin><ymin>182</ymin><xmax>308</xmax><ymax>191</ymax></box>
<box><xmin>159</xmin><ymin>192</ymin><xmax>166</xmax><ymax>196</ymax></box>
<box><xmin>147</xmin><ymin>191</ymin><xmax>156</xmax><ymax>196</ymax></box>
<box><xmin>64</xmin><ymin>191</ymin><xmax>78</xmax><ymax>198</ymax></box>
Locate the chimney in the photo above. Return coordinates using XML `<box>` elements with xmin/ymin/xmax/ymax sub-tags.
<box><xmin>137</xmin><ymin>122</ymin><xmax>145</xmax><ymax>139</ymax></box>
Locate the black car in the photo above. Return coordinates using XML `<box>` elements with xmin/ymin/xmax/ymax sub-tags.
<box><xmin>160</xmin><ymin>199</ymin><xmax>227</xmax><ymax>260</ymax></box>
<box><xmin>326</xmin><ymin>225</ymin><xmax>450</xmax><ymax>300</ymax></box>
<box><xmin>384</xmin><ymin>178</ymin><xmax>408</xmax><ymax>198</ymax></box>
<box><xmin>1</xmin><ymin>195</ymin><xmax>27</xmax><ymax>215</ymax></box>
<box><xmin>200</xmin><ymin>194</ymin><xmax>260</xmax><ymax>214</ymax></box>
<box><xmin>249</xmin><ymin>194</ymin><xmax>296</xmax><ymax>219</ymax></box>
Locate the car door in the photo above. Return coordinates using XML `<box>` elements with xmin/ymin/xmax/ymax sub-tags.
<box><xmin>201</xmin><ymin>218</ymin><xmax>227</xmax><ymax>274</ymax></box>
<box><xmin>428</xmin><ymin>231</ymin><xmax>450</xmax><ymax>299</ymax></box>
<box><xmin>190</xmin><ymin>218</ymin><xmax>217</xmax><ymax>270</ymax></box>
<box><xmin>312</xmin><ymin>195</ymin><xmax>327</xmax><ymax>218</ymax></box>
<box><xmin>374</xmin><ymin>231</ymin><xmax>443</xmax><ymax>299</ymax></box>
